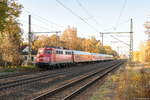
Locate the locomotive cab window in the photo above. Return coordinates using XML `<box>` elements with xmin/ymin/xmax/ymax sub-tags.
<box><xmin>45</xmin><ymin>50</ymin><xmax>52</xmax><ymax>54</ymax></box>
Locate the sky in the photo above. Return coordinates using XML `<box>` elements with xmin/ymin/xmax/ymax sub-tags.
<box><xmin>19</xmin><ymin>0</ymin><xmax>150</xmax><ymax>56</ymax></box>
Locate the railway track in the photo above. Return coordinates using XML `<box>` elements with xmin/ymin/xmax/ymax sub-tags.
<box><xmin>31</xmin><ymin>60</ymin><xmax>125</xmax><ymax>100</ymax></box>
<box><xmin>0</xmin><ymin>61</ymin><xmax>117</xmax><ymax>91</ymax></box>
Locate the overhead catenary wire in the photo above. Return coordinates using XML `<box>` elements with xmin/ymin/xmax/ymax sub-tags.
<box><xmin>20</xmin><ymin>20</ymin><xmax>54</xmax><ymax>32</ymax></box>
<box><xmin>55</xmin><ymin>0</ymin><xmax>99</xmax><ymax>32</ymax></box>
<box><xmin>23</xmin><ymin>8</ymin><xmax>65</xmax><ymax>29</ymax></box>
<box><xmin>110</xmin><ymin>35</ymin><xmax>129</xmax><ymax>46</ymax></box>
<box><xmin>114</xmin><ymin>0</ymin><xmax>127</xmax><ymax>29</ymax></box>
<box><xmin>75</xmin><ymin>0</ymin><xmax>102</xmax><ymax>27</ymax></box>
<box><xmin>31</xmin><ymin>17</ymin><xmax>59</xmax><ymax>30</ymax></box>
<box><xmin>103</xmin><ymin>19</ymin><xmax>130</xmax><ymax>31</ymax></box>
<box><xmin>20</xmin><ymin>19</ymin><xmax>60</xmax><ymax>42</ymax></box>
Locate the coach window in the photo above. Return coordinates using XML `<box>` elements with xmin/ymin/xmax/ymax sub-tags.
<box><xmin>60</xmin><ymin>51</ymin><xmax>63</xmax><ymax>54</ymax></box>
<box><xmin>56</xmin><ymin>51</ymin><xmax>59</xmax><ymax>54</ymax></box>
<box><xmin>67</xmin><ymin>52</ymin><xmax>70</xmax><ymax>55</ymax></box>
<box><xmin>67</xmin><ymin>52</ymin><xmax>71</xmax><ymax>55</ymax></box>
<box><xmin>66</xmin><ymin>52</ymin><xmax>68</xmax><ymax>55</ymax></box>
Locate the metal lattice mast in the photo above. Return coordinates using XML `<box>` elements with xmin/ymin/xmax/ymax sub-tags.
<box><xmin>28</xmin><ymin>15</ymin><xmax>32</xmax><ymax>64</ymax></box>
<box><xmin>129</xmin><ymin>18</ymin><xmax>133</xmax><ymax>62</ymax></box>
<box><xmin>100</xmin><ymin>18</ymin><xmax>133</xmax><ymax>63</ymax></box>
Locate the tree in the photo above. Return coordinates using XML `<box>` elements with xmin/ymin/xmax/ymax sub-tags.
<box><xmin>81</xmin><ymin>38</ymin><xmax>92</xmax><ymax>52</ymax></box>
<box><xmin>0</xmin><ymin>0</ymin><xmax>22</xmax><ymax>66</ymax></box>
<box><xmin>0</xmin><ymin>0</ymin><xmax>22</xmax><ymax>31</ymax></box>
<box><xmin>143</xmin><ymin>21</ymin><xmax>150</xmax><ymax>62</ymax></box>
<box><xmin>33</xmin><ymin>35</ymin><xmax>50</xmax><ymax>50</ymax></box>
<box><xmin>81</xmin><ymin>36</ymin><xmax>100</xmax><ymax>53</ymax></box>
<box><xmin>0</xmin><ymin>0</ymin><xmax>9</xmax><ymax>31</ymax></box>
<box><xmin>61</xmin><ymin>26</ymin><xmax>78</xmax><ymax>50</ymax></box>
<box><xmin>32</xmin><ymin>26</ymin><xmax>118</xmax><ymax>58</ymax></box>
<box><xmin>33</xmin><ymin>34</ymin><xmax>61</xmax><ymax>50</ymax></box>
<box><xmin>133</xmin><ymin>51</ymin><xmax>140</xmax><ymax>62</ymax></box>
<box><xmin>50</xmin><ymin>34</ymin><xmax>60</xmax><ymax>47</ymax></box>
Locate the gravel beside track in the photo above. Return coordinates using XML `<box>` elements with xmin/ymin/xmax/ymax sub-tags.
<box><xmin>0</xmin><ymin>60</ymin><xmax>124</xmax><ymax>100</ymax></box>
<box><xmin>0</xmin><ymin>71</ymin><xmax>39</xmax><ymax>80</ymax></box>
<box><xmin>0</xmin><ymin>68</ymin><xmax>44</xmax><ymax>79</ymax></box>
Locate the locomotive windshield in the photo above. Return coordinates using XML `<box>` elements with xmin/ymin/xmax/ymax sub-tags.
<box><xmin>38</xmin><ymin>49</ymin><xmax>52</xmax><ymax>54</ymax></box>
<box><xmin>45</xmin><ymin>49</ymin><xmax>52</xmax><ymax>54</ymax></box>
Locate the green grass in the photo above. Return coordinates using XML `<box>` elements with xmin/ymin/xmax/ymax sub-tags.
<box><xmin>2</xmin><ymin>69</ymin><xmax>15</xmax><ymax>72</ymax></box>
<box><xmin>20</xmin><ymin>65</ymin><xmax>38</xmax><ymax>69</ymax></box>
<box><xmin>0</xmin><ymin>65</ymin><xmax>39</xmax><ymax>72</ymax></box>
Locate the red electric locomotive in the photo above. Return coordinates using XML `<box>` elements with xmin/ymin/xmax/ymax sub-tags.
<box><xmin>36</xmin><ymin>47</ymin><xmax>73</xmax><ymax>68</ymax></box>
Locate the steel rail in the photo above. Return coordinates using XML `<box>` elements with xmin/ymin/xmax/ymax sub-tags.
<box><xmin>0</xmin><ymin>61</ymin><xmax>117</xmax><ymax>91</ymax></box>
<box><xmin>63</xmin><ymin>62</ymin><xmax>123</xmax><ymax>100</ymax></box>
<box><xmin>32</xmin><ymin>60</ymin><xmax>124</xmax><ymax>100</ymax></box>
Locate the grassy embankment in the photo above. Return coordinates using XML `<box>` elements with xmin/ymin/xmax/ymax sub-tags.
<box><xmin>0</xmin><ymin>65</ymin><xmax>39</xmax><ymax>72</ymax></box>
<box><xmin>90</xmin><ymin>63</ymin><xmax>150</xmax><ymax>100</ymax></box>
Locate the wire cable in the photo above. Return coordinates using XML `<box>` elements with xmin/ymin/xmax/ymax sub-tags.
<box><xmin>110</xmin><ymin>35</ymin><xmax>129</xmax><ymax>46</ymax></box>
<box><xmin>55</xmin><ymin>0</ymin><xmax>99</xmax><ymax>32</ymax></box>
<box><xmin>75</xmin><ymin>0</ymin><xmax>102</xmax><ymax>27</ymax></box>
<box><xmin>114</xmin><ymin>0</ymin><xmax>127</xmax><ymax>29</ymax></box>
<box><xmin>20</xmin><ymin>20</ymin><xmax>53</xmax><ymax>32</ymax></box>
<box><xmin>23</xmin><ymin>8</ymin><xmax>65</xmax><ymax>29</ymax></box>
<box><xmin>103</xmin><ymin>19</ymin><xmax>130</xmax><ymax>31</ymax></box>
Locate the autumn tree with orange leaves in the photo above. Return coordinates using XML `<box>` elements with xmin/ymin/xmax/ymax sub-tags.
<box><xmin>0</xmin><ymin>0</ymin><xmax>22</xmax><ymax>66</ymax></box>
<box><xmin>133</xmin><ymin>21</ymin><xmax>150</xmax><ymax>62</ymax></box>
<box><xmin>32</xmin><ymin>26</ymin><xmax>118</xmax><ymax>57</ymax></box>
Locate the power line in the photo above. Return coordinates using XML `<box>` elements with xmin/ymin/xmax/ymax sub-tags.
<box><xmin>75</xmin><ymin>0</ymin><xmax>102</xmax><ymax>27</ymax></box>
<box><xmin>23</xmin><ymin>8</ymin><xmax>65</xmax><ymax>29</ymax></box>
<box><xmin>31</xmin><ymin>17</ymin><xmax>59</xmax><ymax>30</ymax></box>
<box><xmin>115</xmin><ymin>34</ymin><xmax>130</xmax><ymax>38</ymax></box>
<box><xmin>22</xmin><ymin>9</ymin><xmax>64</xmax><ymax>32</ymax></box>
<box><xmin>104</xmin><ymin>19</ymin><xmax>130</xmax><ymax>31</ymax></box>
<box><xmin>20</xmin><ymin>20</ymin><xmax>59</xmax><ymax>41</ymax></box>
<box><xmin>31</xmin><ymin>24</ymin><xmax>53</xmax><ymax>32</ymax></box>
<box><xmin>114</xmin><ymin>0</ymin><xmax>127</xmax><ymax>29</ymax></box>
<box><xmin>55</xmin><ymin>0</ymin><xmax>99</xmax><ymax>32</ymax></box>
<box><xmin>20</xmin><ymin>20</ymin><xmax>53</xmax><ymax>32</ymax></box>
<box><xmin>110</xmin><ymin>35</ymin><xmax>129</xmax><ymax>46</ymax></box>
